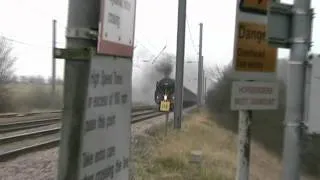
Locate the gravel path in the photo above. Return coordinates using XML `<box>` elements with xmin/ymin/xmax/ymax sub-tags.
<box><xmin>0</xmin><ymin>106</ymin><xmax>197</xmax><ymax>180</ymax></box>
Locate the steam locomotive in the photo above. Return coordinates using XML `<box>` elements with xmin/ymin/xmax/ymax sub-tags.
<box><xmin>154</xmin><ymin>77</ymin><xmax>175</xmax><ymax>111</ymax></box>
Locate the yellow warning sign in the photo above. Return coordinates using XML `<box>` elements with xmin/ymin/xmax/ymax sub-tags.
<box><xmin>234</xmin><ymin>21</ymin><xmax>277</xmax><ymax>73</ymax></box>
<box><xmin>240</xmin><ymin>0</ymin><xmax>274</xmax><ymax>14</ymax></box>
<box><xmin>160</xmin><ymin>101</ymin><xmax>170</xmax><ymax>112</ymax></box>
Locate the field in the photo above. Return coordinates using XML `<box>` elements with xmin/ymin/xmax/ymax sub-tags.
<box><xmin>4</xmin><ymin>83</ymin><xmax>64</xmax><ymax>112</ymax></box>
<box><xmin>2</xmin><ymin>83</ymin><xmax>148</xmax><ymax>113</ymax></box>
<box><xmin>132</xmin><ymin>110</ymin><xmax>317</xmax><ymax>180</ymax></box>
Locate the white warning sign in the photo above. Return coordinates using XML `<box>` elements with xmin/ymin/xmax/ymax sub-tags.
<box><xmin>231</xmin><ymin>81</ymin><xmax>279</xmax><ymax>110</ymax></box>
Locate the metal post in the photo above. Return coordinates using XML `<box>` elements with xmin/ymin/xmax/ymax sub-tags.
<box><xmin>173</xmin><ymin>0</ymin><xmax>187</xmax><ymax>129</ymax></box>
<box><xmin>165</xmin><ymin>112</ymin><xmax>169</xmax><ymax>136</ymax></box>
<box><xmin>236</xmin><ymin>110</ymin><xmax>252</xmax><ymax>180</ymax></box>
<box><xmin>282</xmin><ymin>0</ymin><xmax>311</xmax><ymax>179</ymax></box>
<box><xmin>57</xmin><ymin>0</ymin><xmax>99</xmax><ymax>179</ymax></box>
<box><xmin>52</xmin><ymin>19</ymin><xmax>56</xmax><ymax>98</ymax></box>
<box><xmin>197</xmin><ymin>23</ymin><xmax>203</xmax><ymax>107</ymax></box>
<box><xmin>202</xmin><ymin>64</ymin><xmax>205</xmax><ymax>104</ymax></box>
<box><xmin>203</xmin><ymin>75</ymin><xmax>206</xmax><ymax>104</ymax></box>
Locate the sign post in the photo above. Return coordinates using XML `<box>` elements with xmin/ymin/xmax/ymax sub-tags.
<box><xmin>56</xmin><ymin>0</ymin><xmax>136</xmax><ymax>180</ymax></box>
<box><xmin>267</xmin><ymin>1</ymin><xmax>313</xmax><ymax>179</ymax></box>
<box><xmin>231</xmin><ymin>1</ymin><xmax>279</xmax><ymax>180</ymax></box>
<box><xmin>165</xmin><ymin>112</ymin><xmax>169</xmax><ymax>136</ymax></box>
<box><xmin>160</xmin><ymin>100</ymin><xmax>171</xmax><ymax>136</ymax></box>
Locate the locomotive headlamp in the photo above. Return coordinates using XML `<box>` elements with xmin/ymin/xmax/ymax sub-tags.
<box><xmin>164</xmin><ymin>95</ymin><xmax>168</xmax><ymax>100</ymax></box>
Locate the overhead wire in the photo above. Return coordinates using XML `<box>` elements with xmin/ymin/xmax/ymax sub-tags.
<box><xmin>2</xmin><ymin>1</ymin><xmax>169</xmax><ymax>64</ymax></box>
<box><xmin>186</xmin><ymin>16</ymin><xmax>198</xmax><ymax>56</ymax></box>
<box><xmin>1</xmin><ymin>35</ymin><xmax>66</xmax><ymax>49</ymax></box>
<box><xmin>1</xmin><ymin>36</ymin><xmax>53</xmax><ymax>49</ymax></box>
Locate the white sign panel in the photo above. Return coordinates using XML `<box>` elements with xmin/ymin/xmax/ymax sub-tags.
<box><xmin>98</xmin><ymin>0</ymin><xmax>136</xmax><ymax>57</ymax></box>
<box><xmin>78</xmin><ymin>55</ymin><xmax>132</xmax><ymax>179</ymax></box>
<box><xmin>231</xmin><ymin>81</ymin><xmax>279</xmax><ymax>110</ymax></box>
<box><xmin>231</xmin><ymin>0</ymin><xmax>279</xmax><ymax>81</ymax></box>
<box><xmin>307</xmin><ymin>58</ymin><xmax>320</xmax><ymax>134</ymax></box>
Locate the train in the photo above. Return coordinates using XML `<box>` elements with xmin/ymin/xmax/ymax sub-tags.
<box><xmin>154</xmin><ymin>77</ymin><xmax>175</xmax><ymax>111</ymax></box>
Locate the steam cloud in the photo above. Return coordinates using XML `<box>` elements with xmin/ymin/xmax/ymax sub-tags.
<box><xmin>132</xmin><ymin>52</ymin><xmax>199</xmax><ymax>105</ymax></box>
<box><xmin>154</xmin><ymin>54</ymin><xmax>174</xmax><ymax>78</ymax></box>
<box><xmin>132</xmin><ymin>53</ymin><xmax>175</xmax><ymax>105</ymax></box>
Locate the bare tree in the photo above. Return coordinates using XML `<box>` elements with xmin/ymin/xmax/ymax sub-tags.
<box><xmin>0</xmin><ymin>37</ymin><xmax>17</xmax><ymax>112</ymax></box>
<box><xmin>0</xmin><ymin>37</ymin><xmax>16</xmax><ymax>84</ymax></box>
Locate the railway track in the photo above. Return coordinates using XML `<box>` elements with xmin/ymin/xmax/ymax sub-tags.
<box><xmin>0</xmin><ymin>107</ymin><xmax>167</xmax><ymax>162</ymax></box>
<box><xmin>0</xmin><ymin>105</ymin><xmax>154</xmax><ymax>118</ymax></box>
<box><xmin>0</xmin><ymin>106</ymin><xmax>156</xmax><ymax>133</ymax></box>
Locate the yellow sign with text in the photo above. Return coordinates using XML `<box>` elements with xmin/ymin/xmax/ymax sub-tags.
<box><xmin>160</xmin><ymin>101</ymin><xmax>170</xmax><ymax>112</ymax></box>
<box><xmin>239</xmin><ymin>0</ymin><xmax>275</xmax><ymax>14</ymax></box>
<box><xmin>235</xmin><ymin>21</ymin><xmax>277</xmax><ymax>72</ymax></box>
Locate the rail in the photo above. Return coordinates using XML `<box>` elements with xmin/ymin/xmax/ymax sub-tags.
<box><xmin>0</xmin><ymin>106</ymin><xmax>165</xmax><ymax>161</ymax></box>
<box><xmin>0</xmin><ymin>106</ymin><xmax>156</xmax><ymax>133</ymax></box>
<box><xmin>0</xmin><ymin>104</ymin><xmax>197</xmax><ymax>162</ymax></box>
<box><xmin>0</xmin><ymin>105</ymin><xmax>155</xmax><ymax>118</ymax></box>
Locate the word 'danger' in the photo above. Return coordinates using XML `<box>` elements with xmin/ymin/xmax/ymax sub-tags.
<box><xmin>235</xmin><ymin>21</ymin><xmax>277</xmax><ymax>73</ymax></box>
<box><xmin>231</xmin><ymin>81</ymin><xmax>279</xmax><ymax>110</ymax></box>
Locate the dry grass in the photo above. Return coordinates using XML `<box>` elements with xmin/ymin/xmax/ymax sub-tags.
<box><xmin>133</xmin><ymin>110</ymin><xmax>317</xmax><ymax>180</ymax></box>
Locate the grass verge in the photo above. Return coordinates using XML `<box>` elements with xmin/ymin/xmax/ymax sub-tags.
<box><xmin>132</xmin><ymin>109</ymin><xmax>317</xmax><ymax>180</ymax></box>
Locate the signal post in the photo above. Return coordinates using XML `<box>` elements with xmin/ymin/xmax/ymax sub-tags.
<box><xmin>231</xmin><ymin>1</ymin><xmax>279</xmax><ymax>180</ymax></box>
<box><xmin>267</xmin><ymin>0</ymin><xmax>313</xmax><ymax>179</ymax></box>
<box><xmin>55</xmin><ymin>0</ymin><xmax>137</xmax><ymax>179</ymax></box>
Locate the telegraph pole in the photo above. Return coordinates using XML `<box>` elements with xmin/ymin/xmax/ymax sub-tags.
<box><xmin>281</xmin><ymin>0</ymin><xmax>311</xmax><ymax>179</ymax></box>
<box><xmin>174</xmin><ymin>0</ymin><xmax>187</xmax><ymax>129</ymax></box>
<box><xmin>51</xmin><ymin>19</ymin><xmax>56</xmax><ymax>98</ymax></box>
<box><xmin>197</xmin><ymin>23</ymin><xmax>203</xmax><ymax>107</ymax></box>
<box><xmin>57</xmin><ymin>0</ymin><xmax>99</xmax><ymax>179</ymax></box>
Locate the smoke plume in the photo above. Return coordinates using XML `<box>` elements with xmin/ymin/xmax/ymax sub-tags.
<box><xmin>154</xmin><ymin>54</ymin><xmax>174</xmax><ymax>78</ymax></box>
<box><xmin>132</xmin><ymin>53</ymin><xmax>175</xmax><ymax>105</ymax></box>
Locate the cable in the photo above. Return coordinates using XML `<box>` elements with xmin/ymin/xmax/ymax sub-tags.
<box><xmin>151</xmin><ymin>44</ymin><xmax>167</xmax><ymax>64</ymax></box>
<box><xmin>135</xmin><ymin>40</ymin><xmax>154</xmax><ymax>54</ymax></box>
<box><xmin>186</xmin><ymin>16</ymin><xmax>198</xmax><ymax>55</ymax></box>
<box><xmin>1</xmin><ymin>36</ymin><xmax>56</xmax><ymax>49</ymax></box>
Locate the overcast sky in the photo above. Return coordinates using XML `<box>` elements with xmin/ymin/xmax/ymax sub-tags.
<box><xmin>0</xmin><ymin>0</ymin><xmax>319</xmax><ymax>80</ymax></box>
